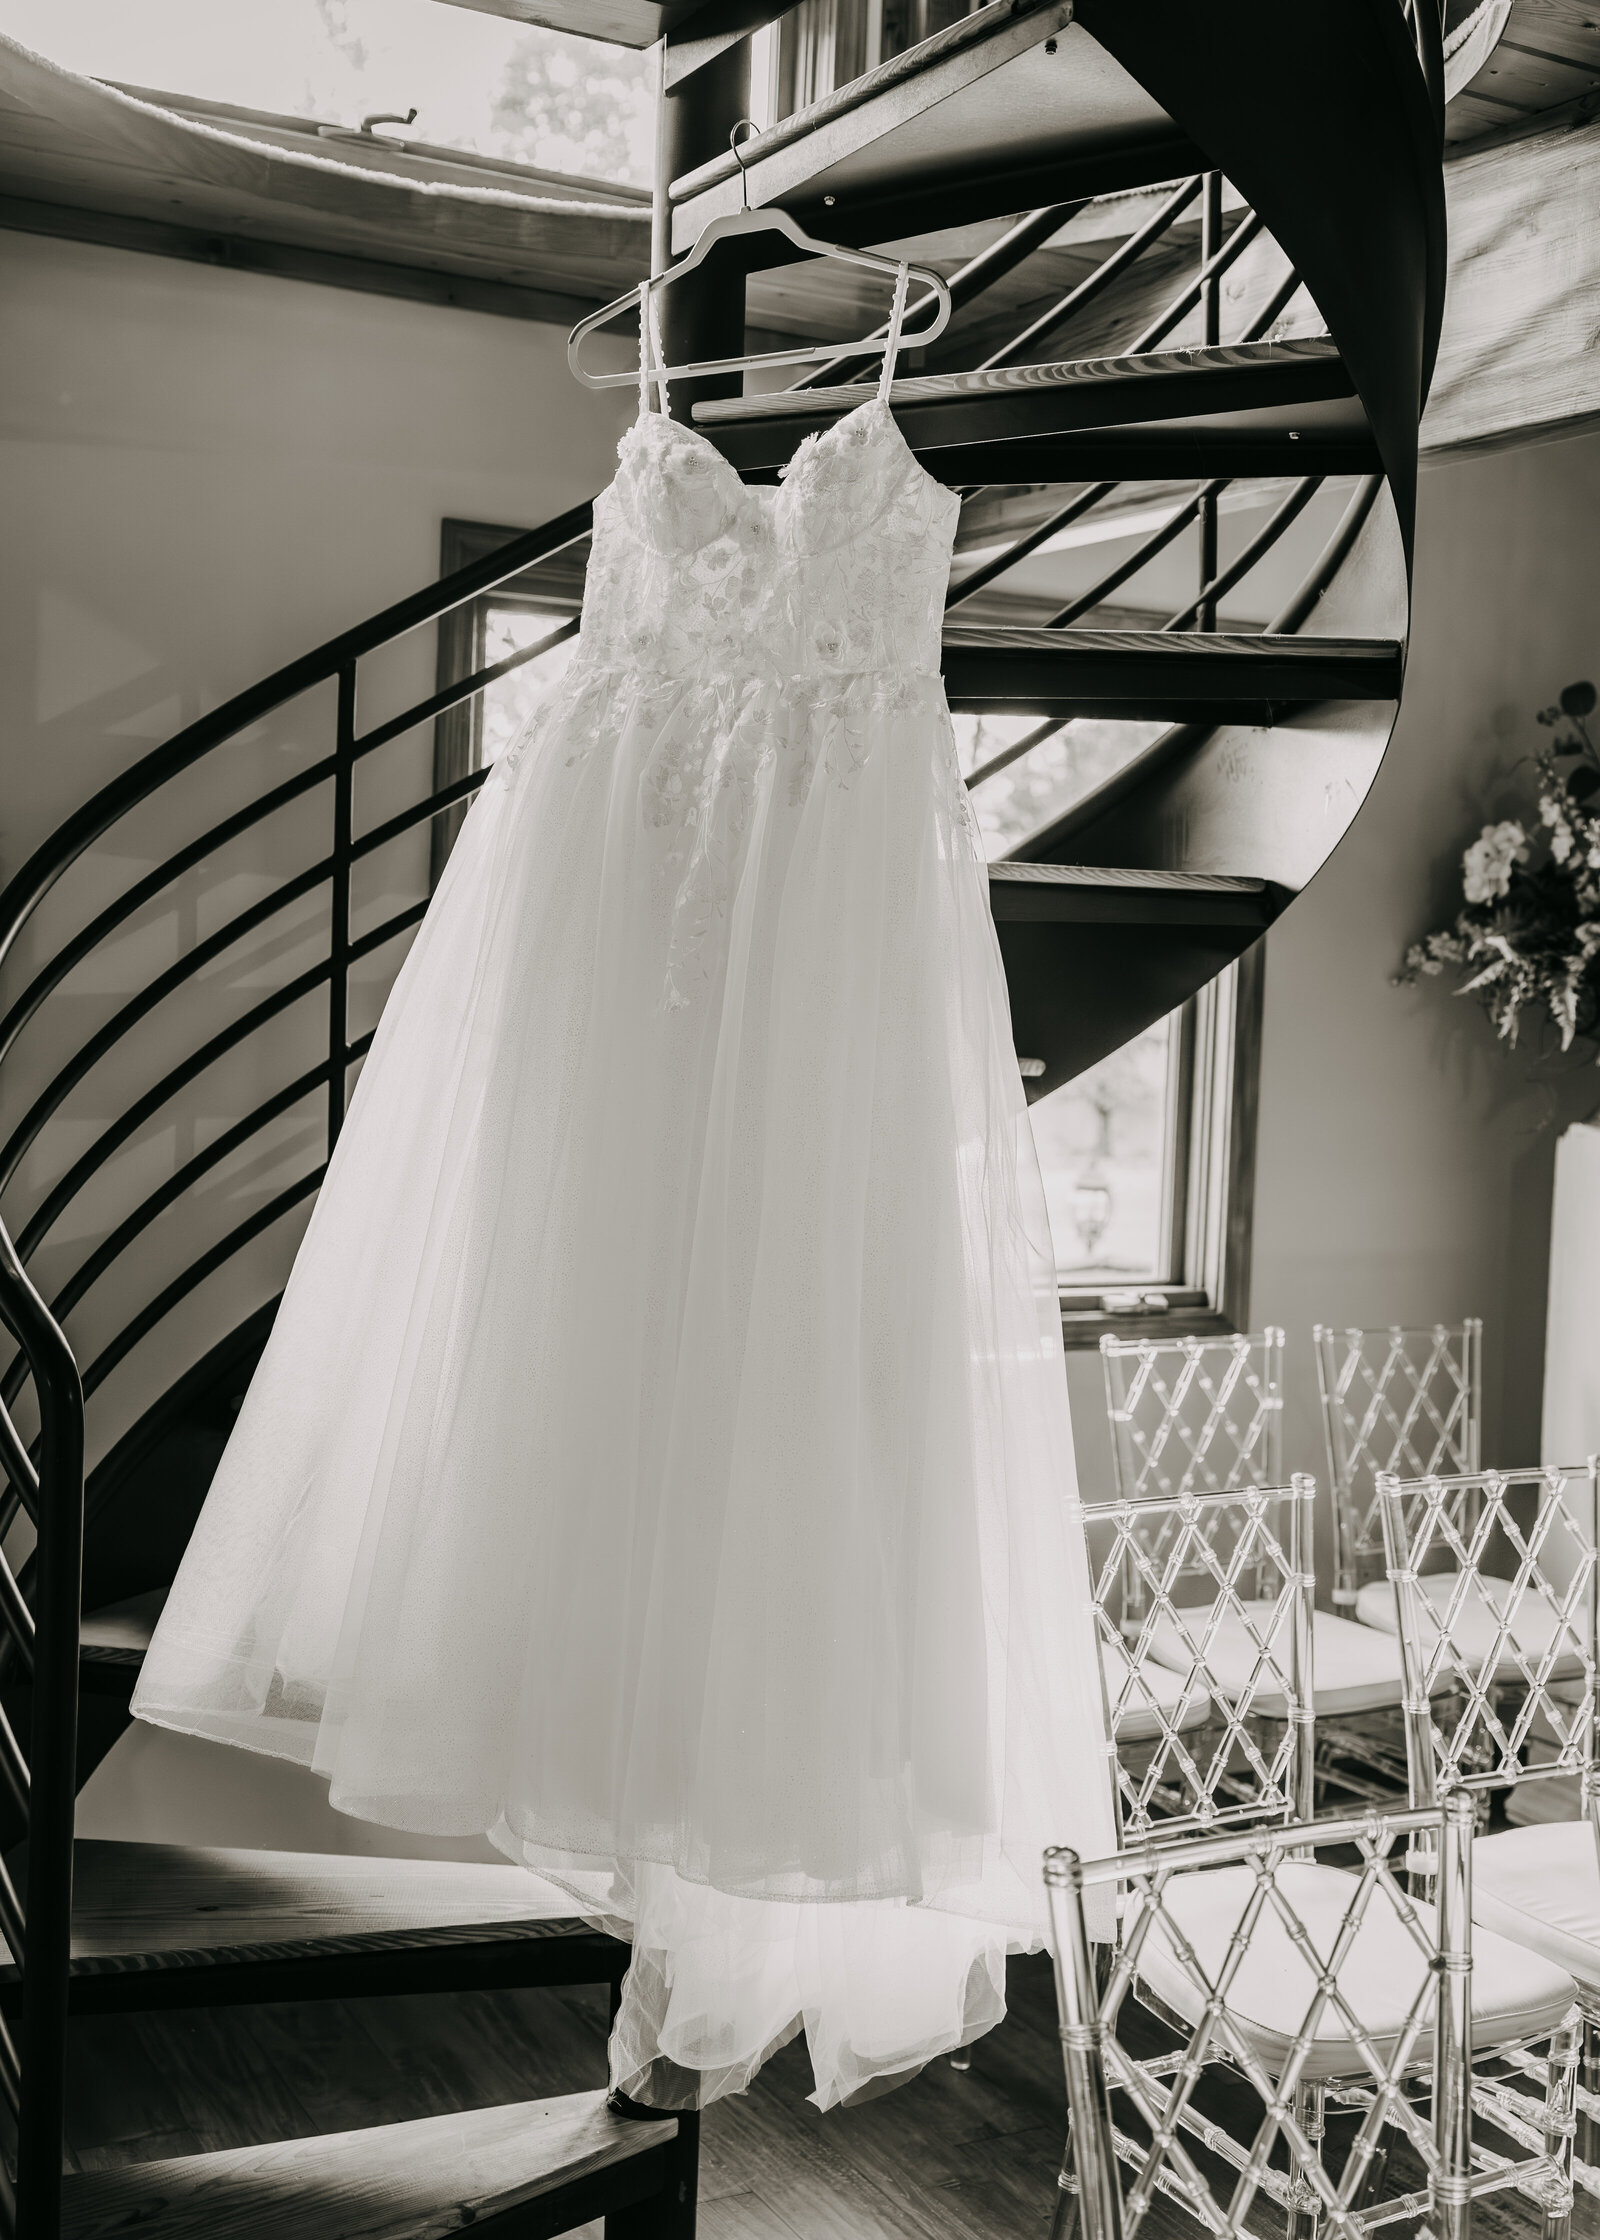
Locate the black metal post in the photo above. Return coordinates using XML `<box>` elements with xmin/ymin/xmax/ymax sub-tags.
<box><xmin>328</xmin><ymin>663</ymin><xmax>356</xmax><ymax>1153</ymax></box>
<box><xmin>2</xmin><ymin>1223</ymin><xmax>85</xmax><ymax>2240</ymax></box>
<box><xmin>1196</xmin><ymin>170</ymin><xmax>1222</xmax><ymax>631</ymax></box>
<box><xmin>651</xmin><ymin>38</ymin><xmax>751</xmax><ymax>425</ymax></box>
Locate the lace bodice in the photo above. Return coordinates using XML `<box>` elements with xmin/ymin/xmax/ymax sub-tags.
<box><xmin>578</xmin><ymin>400</ymin><xmax>960</xmax><ymax>686</ymax></box>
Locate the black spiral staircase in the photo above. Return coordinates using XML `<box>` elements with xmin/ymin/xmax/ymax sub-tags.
<box><xmin>0</xmin><ymin>0</ymin><xmax>1444</xmax><ymax>2229</ymax></box>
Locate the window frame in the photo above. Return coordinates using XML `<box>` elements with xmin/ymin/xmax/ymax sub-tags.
<box><xmin>434</xmin><ymin>517</ymin><xmax>1262</xmax><ymax>1350</ymax></box>
<box><xmin>1052</xmin><ymin>944</ymin><xmax>1263</xmax><ymax>1348</ymax></box>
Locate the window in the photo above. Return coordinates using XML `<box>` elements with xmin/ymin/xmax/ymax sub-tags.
<box><xmin>431</xmin><ymin>518</ymin><xmax>587</xmax><ymax>881</ymax></box>
<box><xmin>1037</xmin><ymin>960</ymin><xmax>1262</xmax><ymax>1343</ymax></box>
<box><xmin>437</xmin><ymin>524</ymin><xmax>1262</xmax><ymax>1344</ymax></box>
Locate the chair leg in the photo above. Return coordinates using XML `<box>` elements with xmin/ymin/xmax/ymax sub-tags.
<box><xmin>1345</xmin><ymin>2118</ymin><xmax>1398</xmax><ymax>2214</ymax></box>
<box><xmin>1539</xmin><ymin>2021</ymin><xmax>1579</xmax><ymax>2240</ymax></box>
<box><xmin>1578</xmin><ymin>2015</ymin><xmax>1600</xmax><ymax>2177</ymax></box>
<box><xmin>1287</xmin><ymin>2083</ymin><xmax>1325</xmax><ymax>2240</ymax></box>
<box><xmin>1048</xmin><ymin>2149</ymin><xmax>1081</xmax><ymax>2240</ymax></box>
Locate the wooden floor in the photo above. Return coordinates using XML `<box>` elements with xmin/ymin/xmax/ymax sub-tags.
<box><xmin>64</xmin><ymin>1954</ymin><xmax>1571</xmax><ymax>2240</ymax></box>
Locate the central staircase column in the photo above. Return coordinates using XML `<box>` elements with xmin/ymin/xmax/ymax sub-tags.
<box><xmin>652</xmin><ymin>34</ymin><xmax>751</xmax><ymax>424</ymax></box>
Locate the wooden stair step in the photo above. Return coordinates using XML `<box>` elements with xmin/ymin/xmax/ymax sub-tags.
<box><xmin>987</xmin><ymin>862</ymin><xmax>1273</xmax><ymax>927</ymax></box>
<box><xmin>61</xmin><ymin>2087</ymin><xmax>684</xmax><ymax>2240</ymax></box>
<box><xmin>696</xmin><ymin>340</ymin><xmax>1363</xmax><ymax>477</ymax></box>
<box><xmin>941</xmin><ymin>628</ymin><xmax>1402</xmax><ymax>719</ymax></box>
<box><xmin>668</xmin><ymin>0</ymin><xmax>1204</xmax><ymax>250</ymax></box>
<box><xmin>0</xmin><ymin>1841</ymin><xmax>621</xmax><ymax>2015</ymax></box>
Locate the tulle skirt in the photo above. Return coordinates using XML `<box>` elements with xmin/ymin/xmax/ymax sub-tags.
<box><xmin>132</xmin><ymin>656</ymin><xmax>1116</xmax><ymax>2108</ymax></box>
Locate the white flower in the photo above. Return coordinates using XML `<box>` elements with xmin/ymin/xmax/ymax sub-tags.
<box><xmin>1461</xmin><ymin>820</ymin><xmax>1528</xmax><ymax>905</ymax></box>
<box><xmin>1551</xmin><ymin>821</ymin><xmax>1575</xmax><ymax>864</ymax></box>
<box><xmin>1542</xmin><ymin>795</ymin><xmax>1563</xmax><ymax>826</ymax></box>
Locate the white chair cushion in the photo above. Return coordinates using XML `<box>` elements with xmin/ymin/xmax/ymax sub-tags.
<box><xmin>1472</xmin><ymin>1820</ymin><xmax>1600</xmax><ymax>1990</ymax></box>
<box><xmin>1355</xmin><ymin>1572</ymin><xmax>1584</xmax><ymax>1683</ymax></box>
<box><xmin>1135</xmin><ymin>1860</ymin><xmax>1576</xmax><ymax>2082</ymax></box>
<box><xmin>1143</xmin><ymin>1602</ymin><xmax>1404</xmax><ymax>1717</ymax></box>
<box><xmin>1101</xmin><ymin>1640</ymin><xmax>1211</xmax><ymax>1742</ymax></box>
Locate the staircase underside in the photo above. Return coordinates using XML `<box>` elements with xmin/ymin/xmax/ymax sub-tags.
<box><xmin>669</xmin><ymin>3</ymin><xmax>1208</xmax><ymax>248</ymax></box>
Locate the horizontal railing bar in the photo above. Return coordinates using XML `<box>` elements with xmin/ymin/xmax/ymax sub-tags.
<box><xmin>1</xmin><ymin>856</ymin><xmax>336</xmax><ymax>1203</ymax></box>
<box><xmin>352</xmin><ymin>769</ymin><xmax>492</xmax><ymax>864</ymax></box>
<box><xmin>80</xmin><ymin>1165</ymin><xmax>326</xmax><ymax>1403</ymax></box>
<box><xmin>0</xmin><ymin>1862</ymin><xmax>24</xmax><ymax>1982</ymax></box>
<box><xmin>965</xmin><ymin>715</ymin><xmax>1070</xmax><ymax>790</ymax></box>
<box><xmin>1241</xmin><ymin>262</ymin><xmax>1306</xmax><ymax>345</ymax></box>
<box><xmin>1047</xmin><ymin>479</ymin><xmax>1228</xmax><ymax>628</ymax></box>
<box><xmin>980</xmin><ymin>174</ymin><xmax>1202</xmax><ymax>373</ymax></box>
<box><xmin>0</xmin><ymin>756</ymin><xmax>336</xmax><ymax>1082</ymax></box>
<box><xmin>0</xmin><ymin>1559</ymin><xmax>34</xmax><ymax>1677</ymax></box>
<box><xmin>348</xmin><ymin>896</ymin><xmax>432</xmax><ymax>970</ymax></box>
<box><xmin>0</xmin><ymin>1401</ymin><xmax>38</xmax><ymax>1527</ymax></box>
<box><xmin>351</xmin><ymin>619</ymin><xmax>579</xmax><ymax>763</ymax></box>
<box><xmin>792</xmin><ymin>200</ymin><xmax>1087</xmax><ymax>392</ymax></box>
<box><xmin>0</xmin><ymin>2010</ymin><xmax>19</xmax><ymax>2124</ymax></box>
<box><xmin>48</xmin><ymin>1061</ymin><xmax>334</xmax><ymax>1329</ymax></box>
<box><xmin>0</xmin><ymin>502</ymin><xmax>594</xmax><ymax>992</ymax></box>
<box><xmin>945</xmin><ymin>481</ymin><xmax>1118</xmax><ymax>611</ymax></box>
<box><xmin>3</xmin><ymin>958</ymin><xmax>333</xmax><ymax>1360</ymax></box>
<box><xmin>0</xmin><ymin>1706</ymin><xmax>27</xmax><ymax>1826</ymax></box>
<box><xmin>1163</xmin><ymin>477</ymin><xmax>1323</xmax><ymax>630</ymax></box>
<box><xmin>1131</xmin><ymin>212</ymin><xmax>1263</xmax><ymax>354</ymax></box>
<box><xmin>347</xmin><ymin>1027</ymin><xmax>377</xmax><ymax>1066</ymax></box>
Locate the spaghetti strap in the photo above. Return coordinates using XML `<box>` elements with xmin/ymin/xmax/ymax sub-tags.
<box><xmin>877</xmin><ymin>263</ymin><xmax>911</xmax><ymax>405</ymax></box>
<box><xmin>637</xmin><ymin>279</ymin><xmax>670</xmax><ymax>421</ymax></box>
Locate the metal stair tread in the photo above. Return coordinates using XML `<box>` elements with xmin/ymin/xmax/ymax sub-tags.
<box><xmin>940</xmin><ymin>627</ymin><xmax>1400</xmax><ymax>718</ymax></box>
<box><xmin>698</xmin><ymin>339</ymin><xmax>1362</xmax><ymax>474</ymax></box>
<box><xmin>0</xmin><ymin>1841</ymin><xmax>602</xmax><ymax>2000</ymax></box>
<box><xmin>943</xmin><ymin>626</ymin><xmax>1392</xmax><ymax>659</ymax></box>
<box><xmin>987</xmin><ymin>863</ymin><xmax>1264</xmax><ymax>891</ymax></box>
<box><xmin>60</xmin><ymin>2087</ymin><xmax>676</xmax><ymax>2239</ymax></box>
<box><xmin>668</xmin><ymin>0</ymin><xmax>1204</xmax><ymax>248</ymax></box>
<box><xmin>693</xmin><ymin>337</ymin><xmax>1344</xmax><ymax>425</ymax></box>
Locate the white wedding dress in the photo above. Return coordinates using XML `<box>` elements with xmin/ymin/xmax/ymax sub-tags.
<box><xmin>133</xmin><ymin>276</ymin><xmax>1116</xmax><ymax>2110</ymax></box>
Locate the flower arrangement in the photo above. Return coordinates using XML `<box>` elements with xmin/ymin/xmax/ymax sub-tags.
<box><xmin>1399</xmin><ymin>681</ymin><xmax>1600</xmax><ymax>1054</ymax></box>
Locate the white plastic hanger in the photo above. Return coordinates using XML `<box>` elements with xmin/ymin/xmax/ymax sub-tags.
<box><xmin>567</xmin><ymin>121</ymin><xmax>952</xmax><ymax>392</ymax></box>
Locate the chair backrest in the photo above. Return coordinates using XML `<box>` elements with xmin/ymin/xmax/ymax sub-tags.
<box><xmin>1083</xmin><ymin>1477</ymin><xmax>1317</xmax><ymax>1844</ymax></box>
<box><xmin>1376</xmin><ymin>1461</ymin><xmax>1599</xmax><ymax>1811</ymax></box>
<box><xmin>1101</xmin><ymin>1328</ymin><xmax>1286</xmax><ymax>1503</ymax></box>
<box><xmin>1099</xmin><ymin>1330</ymin><xmax>1286</xmax><ymax>1633</ymax></box>
<box><xmin>1315</xmin><ymin>1321</ymin><xmax>1482</xmax><ymax>1609</ymax></box>
<box><xmin>1045</xmin><ymin>1795</ymin><xmax>1478</xmax><ymax>2240</ymax></box>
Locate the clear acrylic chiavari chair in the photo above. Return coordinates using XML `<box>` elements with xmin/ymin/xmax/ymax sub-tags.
<box><xmin>1099</xmin><ymin>1329</ymin><xmax>1409</xmax><ymax>1810</ymax></box>
<box><xmin>1380</xmin><ymin>1459</ymin><xmax>1600</xmax><ymax>2213</ymax></box>
<box><xmin>1045</xmin><ymin>1794</ymin><xmax>1580</xmax><ymax>2240</ymax></box>
<box><xmin>1315</xmin><ymin>1320</ymin><xmax>1482</xmax><ymax>1615</ymax></box>
<box><xmin>1083</xmin><ymin>1478</ymin><xmax>1317</xmax><ymax>1845</ymax></box>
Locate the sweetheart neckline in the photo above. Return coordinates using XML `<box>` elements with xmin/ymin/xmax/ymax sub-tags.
<box><xmin>626</xmin><ymin>393</ymin><xmax>923</xmax><ymax>503</ymax></box>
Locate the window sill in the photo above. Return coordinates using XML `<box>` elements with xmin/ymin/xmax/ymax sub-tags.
<box><xmin>1059</xmin><ymin>1302</ymin><xmax>1239</xmax><ymax>1350</ymax></box>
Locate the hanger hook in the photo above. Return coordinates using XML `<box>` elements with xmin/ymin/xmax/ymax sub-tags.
<box><xmin>729</xmin><ymin>118</ymin><xmax>759</xmax><ymax>212</ymax></box>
